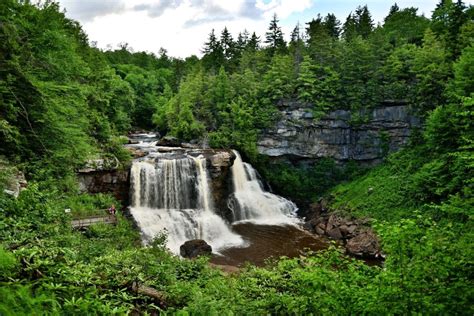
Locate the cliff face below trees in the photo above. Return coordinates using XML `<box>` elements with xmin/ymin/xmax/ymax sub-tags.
<box><xmin>258</xmin><ymin>100</ymin><xmax>421</xmax><ymax>164</ymax></box>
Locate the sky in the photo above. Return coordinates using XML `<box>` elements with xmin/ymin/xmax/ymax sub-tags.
<box><xmin>57</xmin><ymin>0</ymin><xmax>473</xmax><ymax>58</ymax></box>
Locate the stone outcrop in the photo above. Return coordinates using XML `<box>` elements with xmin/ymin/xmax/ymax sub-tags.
<box><xmin>258</xmin><ymin>100</ymin><xmax>420</xmax><ymax>163</ymax></box>
<box><xmin>3</xmin><ymin>170</ymin><xmax>27</xmax><ymax>198</ymax></box>
<box><xmin>180</xmin><ymin>239</ymin><xmax>212</xmax><ymax>258</ymax></box>
<box><xmin>346</xmin><ymin>231</ymin><xmax>381</xmax><ymax>258</ymax></box>
<box><xmin>206</xmin><ymin>150</ymin><xmax>235</xmax><ymax>218</ymax></box>
<box><xmin>304</xmin><ymin>210</ymin><xmax>382</xmax><ymax>258</ymax></box>
<box><xmin>78</xmin><ymin>160</ymin><xmax>130</xmax><ymax>204</ymax></box>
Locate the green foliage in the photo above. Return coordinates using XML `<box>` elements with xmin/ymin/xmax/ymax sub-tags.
<box><xmin>1</xmin><ymin>1</ymin><xmax>473</xmax><ymax>314</ymax></box>
<box><xmin>58</xmin><ymin>193</ymin><xmax>117</xmax><ymax>218</ymax></box>
<box><xmin>297</xmin><ymin>56</ymin><xmax>341</xmax><ymax>116</ymax></box>
<box><xmin>0</xmin><ymin>246</ymin><xmax>17</xmax><ymax>278</ymax></box>
<box><xmin>262</xmin><ymin>54</ymin><xmax>295</xmax><ymax>101</ymax></box>
<box><xmin>258</xmin><ymin>158</ymin><xmax>363</xmax><ymax>204</ymax></box>
<box><xmin>382</xmin><ymin>7</ymin><xmax>430</xmax><ymax>46</ymax></box>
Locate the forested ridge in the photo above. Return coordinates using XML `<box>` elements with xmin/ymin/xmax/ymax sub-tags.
<box><xmin>0</xmin><ymin>0</ymin><xmax>473</xmax><ymax>314</ymax></box>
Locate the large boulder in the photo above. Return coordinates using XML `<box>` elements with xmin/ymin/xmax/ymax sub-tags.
<box><xmin>180</xmin><ymin>240</ymin><xmax>212</xmax><ymax>258</ymax></box>
<box><xmin>345</xmin><ymin>230</ymin><xmax>381</xmax><ymax>258</ymax></box>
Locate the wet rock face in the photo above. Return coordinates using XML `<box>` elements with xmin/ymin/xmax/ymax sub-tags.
<box><xmin>207</xmin><ymin>150</ymin><xmax>235</xmax><ymax>220</ymax></box>
<box><xmin>258</xmin><ymin>100</ymin><xmax>420</xmax><ymax>163</ymax></box>
<box><xmin>78</xmin><ymin>169</ymin><xmax>130</xmax><ymax>204</ymax></box>
<box><xmin>180</xmin><ymin>239</ymin><xmax>213</xmax><ymax>258</ymax></box>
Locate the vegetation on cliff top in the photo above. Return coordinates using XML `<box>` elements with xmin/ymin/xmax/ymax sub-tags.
<box><xmin>0</xmin><ymin>0</ymin><xmax>473</xmax><ymax>314</ymax></box>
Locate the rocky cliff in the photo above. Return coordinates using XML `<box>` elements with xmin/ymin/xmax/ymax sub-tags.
<box><xmin>78</xmin><ymin>168</ymin><xmax>130</xmax><ymax>204</ymax></box>
<box><xmin>258</xmin><ymin>100</ymin><xmax>420</xmax><ymax>164</ymax></box>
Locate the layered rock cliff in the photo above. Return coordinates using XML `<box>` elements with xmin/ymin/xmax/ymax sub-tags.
<box><xmin>258</xmin><ymin>100</ymin><xmax>420</xmax><ymax>164</ymax></box>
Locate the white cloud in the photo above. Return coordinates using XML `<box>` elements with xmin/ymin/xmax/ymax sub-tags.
<box><xmin>58</xmin><ymin>0</ymin><xmax>313</xmax><ymax>58</ymax></box>
<box><xmin>59</xmin><ymin>0</ymin><xmax>126</xmax><ymax>22</ymax></box>
<box><xmin>257</xmin><ymin>0</ymin><xmax>313</xmax><ymax>19</ymax></box>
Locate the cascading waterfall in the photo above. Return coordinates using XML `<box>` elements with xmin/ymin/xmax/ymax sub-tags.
<box><xmin>127</xmin><ymin>134</ymin><xmax>302</xmax><ymax>257</ymax></box>
<box><xmin>228</xmin><ymin>150</ymin><xmax>298</xmax><ymax>225</ymax></box>
<box><xmin>130</xmin><ymin>154</ymin><xmax>244</xmax><ymax>254</ymax></box>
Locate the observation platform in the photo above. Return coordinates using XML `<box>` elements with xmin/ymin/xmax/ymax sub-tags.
<box><xmin>71</xmin><ymin>215</ymin><xmax>117</xmax><ymax>229</ymax></box>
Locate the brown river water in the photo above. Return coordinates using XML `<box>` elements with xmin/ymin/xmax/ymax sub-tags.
<box><xmin>210</xmin><ymin>222</ymin><xmax>329</xmax><ymax>267</ymax></box>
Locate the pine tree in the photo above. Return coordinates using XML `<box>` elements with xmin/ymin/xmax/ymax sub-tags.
<box><xmin>342</xmin><ymin>13</ymin><xmax>357</xmax><ymax>40</ymax></box>
<box><xmin>202</xmin><ymin>29</ymin><xmax>224</xmax><ymax>73</ymax></box>
<box><xmin>265</xmin><ymin>13</ymin><xmax>286</xmax><ymax>55</ymax></box>
<box><xmin>343</xmin><ymin>6</ymin><xmax>374</xmax><ymax>40</ymax></box>
<box><xmin>355</xmin><ymin>5</ymin><xmax>374</xmax><ymax>39</ymax></box>
<box><xmin>290</xmin><ymin>22</ymin><xmax>304</xmax><ymax>76</ymax></box>
<box><xmin>203</xmin><ymin>29</ymin><xmax>220</xmax><ymax>54</ymax></box>
<box><xmin>220</xmin><ymin>27</ymin><xmax>235</xmax><ymax>60</ymax></box>
<box><xmin>382</xmin><ymin>7</ymin><xmax>430</xmax><ymax>46</ymax></box>
<box><xmin>323</xmin><ymin>13</ymin><xmax>341</xmax><ymax>38</ymax></box>
<box><xmin>432</xmin><ymin>0</ymin><xmax>469</xmax><ymax>59</ymax></box>
<box><xmin>247</xmin><ymin>32</ymin><xmax>260</xmax><ymax>51</ymax></box>
<box><xmin>386</xmin><ymin>3</ymin><xmax>400</xmax><ymax>21</ymax></box>
<box><xmin>290</xmin><ymin>22</ymin><xmax>302</xmax><ymax>43</ymax></box>
<box><xmin>236</xmin><ymin>31</ymin><xmax>248</xmax><ymax>51</ymax></box>
<box><xmin>306</xmin><ymin>15</ymin><xmax>326</xmax><ymax>41</ymax></box>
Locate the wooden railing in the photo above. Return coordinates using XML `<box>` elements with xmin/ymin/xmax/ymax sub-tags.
<box><xmin>71</xmin><ymin>215</ymin><xmax>117</xmax><ymax>229</ymax></box>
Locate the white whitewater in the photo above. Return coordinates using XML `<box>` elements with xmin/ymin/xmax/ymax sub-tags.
<box><xmin>130</xmin><ymin>154</ymin><xmax>244</xmax><ymax>254</ymax></box>
<box><xmin>228</xmin><ymin>150</ymin><xmax>299</xmax><ymax>225</ymax></box>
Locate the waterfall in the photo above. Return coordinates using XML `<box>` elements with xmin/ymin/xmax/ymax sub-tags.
<box><xmin>130</xmin><ymin>154</ymin><xmax>244</xmax><ymax>254</ymax></box>
<box><xmin>228</xmin><ymin>150</ymin><xmax>298</xmax><ymax>225</ymax></box>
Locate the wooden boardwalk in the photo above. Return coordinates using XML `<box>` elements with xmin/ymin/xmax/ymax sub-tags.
<box><xmin>71</xmin><ymin>215</ymin><xmax>117</xmax><ymax>229</ymax></box>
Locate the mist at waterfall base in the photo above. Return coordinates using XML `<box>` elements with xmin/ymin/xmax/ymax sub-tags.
<box><xmin>128</xmin><ymin>136</ymin><xmax>327</xmax><ymax>265</ymax></box>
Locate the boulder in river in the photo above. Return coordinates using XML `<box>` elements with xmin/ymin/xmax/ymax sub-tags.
<box><xmin>180</xmin><ymin>240</ymin><xmax>212</xmax><ymax>258</ymax></box>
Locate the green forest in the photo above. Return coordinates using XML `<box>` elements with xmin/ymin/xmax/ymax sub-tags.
<box><xmin>0</xmin><ymin>0</ymin><xmax>473</xmax><ymax>314</ymax></box>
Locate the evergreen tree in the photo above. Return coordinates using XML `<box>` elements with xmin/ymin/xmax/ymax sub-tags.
<box><xmin>220</xmin><ymin>27</ymin><xmax>235</xmax><ymax>60</ymax></box>
<box><xmin>202</xmin><ymin>29</ymin><xmax>224</xmax><ymax>73</ymax></box>
<box><xmin>382</xmin><ymin>7</ymin><xmax>430</xmax><ymax>46</ymax></box>
<box><xmin>323</xmin><ymin>13</ymin><xmax>341</xmax><ymax>38</ymax></box>
<box><xmin>339</xmin><ymin>36</ymin><xmax>378</xmax><ymax>110</ymax></box>
<box><xmin>265</xmin><ymin>13</ymin><xmax>287</xmax><ymax>55</ymax></box>
<box><xmin>355</xmin><ymin>5</ymin><xmax>374</xmax><ymax>39</ymax></box>
<box><xmin>297</xmin><ymin>55</ymin><xmax>341</xmax><ymax>115</ymax></box>
<box><xmin>290</xmin><ymin>22</ymin><xmax>305</xmax><ymax>76</ymax></box>
<box><xmin>247</xmin><ymin>32</ymin><xmax>261</xmax><ymax>51</ymax></box>
<box><xmin>385</xmin><ymin>3</ymin><xmax>400</xmax><ymax>21</ymax></box>
<box><xmin>306</xmin><ymin>15</ymin><xmax>327</xmax><ymax>41</ymax></box>
<box><xmin>263</xmin><ymin>55</ymin><xmax>295</xmax><ymax>101</ymax></box>
<box><xmin>342</xmin><ymin>13</ymin><xmax>357</xmax><ymax>40</ymax></box>
<box><xmin>236</xmin><ymin>31</ymin><xmax>248</xmax><ymax>51</ymax></box>
<box><xmin>343</xmin><ymin>6</ymin><xmax>374</xmax><ymax>40</ymax></box>
<box><xmin>290</xmin><ymin>22</ymin><xmax>302</xmax><ymax>43</ymax></box>
<box><xmin>432</xmin><ymin>0</ymin><xmax>469</xmax><ymax>59</ymax></box>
